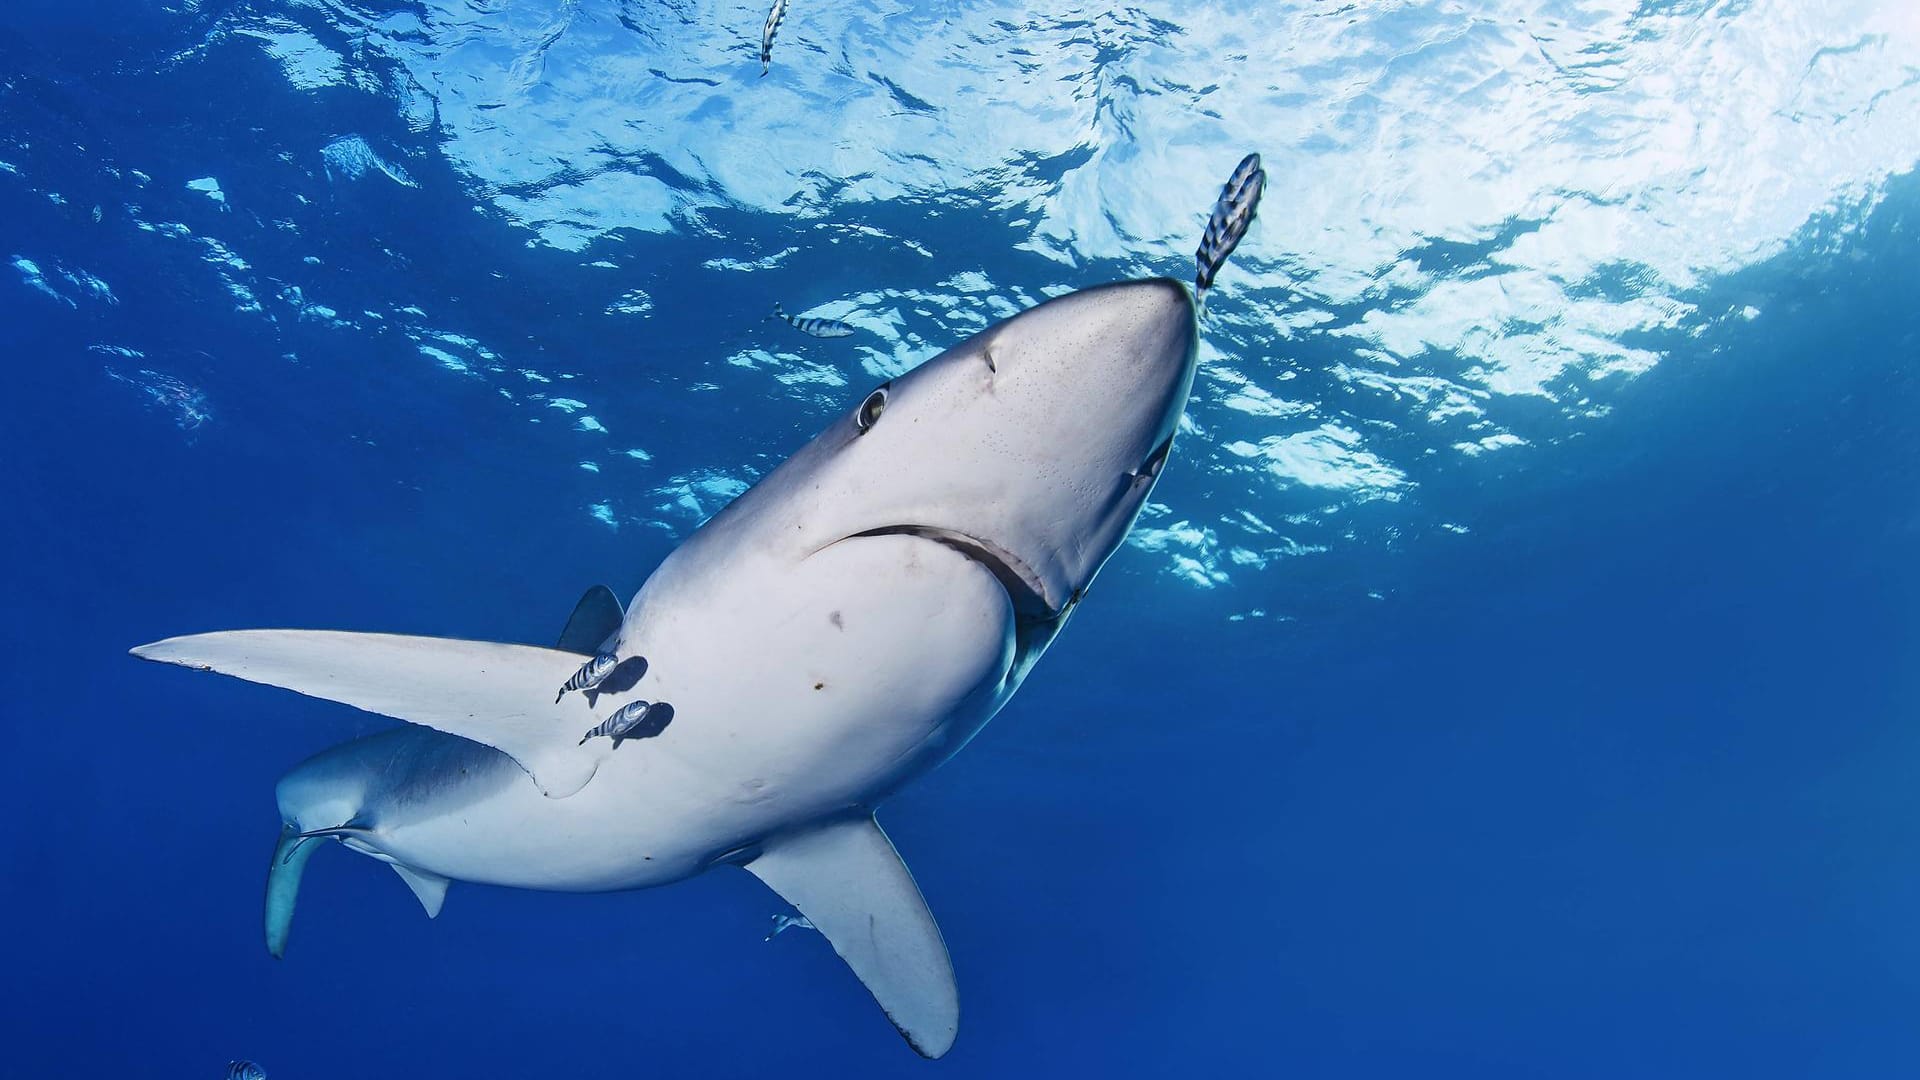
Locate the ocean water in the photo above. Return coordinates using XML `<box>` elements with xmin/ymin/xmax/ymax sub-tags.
<box><xmin>3</xmin><ymin>0</ymin><xmax>1918</xmax><ymax>1075</ymax></box>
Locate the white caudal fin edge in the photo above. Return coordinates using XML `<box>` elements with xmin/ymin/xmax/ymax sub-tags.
<box><xmin>131</xmin><ymin>630</ymin><xmax>614</xmax><ymax>798</ymax></box>
<box><xmin>744</xmin><ymin>813</ymin><xmax>959</xmax><ymax>1059</ymax></box>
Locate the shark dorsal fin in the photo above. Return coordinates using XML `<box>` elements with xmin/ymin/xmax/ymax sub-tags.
<box><xmin>557</xmin><ymin>585</ymin><xmax>625</xmax><ymax>655</ymax></box>
<box><xmin>744</xmin><ymin>814</ymin><xmax>958</xmax><ymax>1058</ymax></box>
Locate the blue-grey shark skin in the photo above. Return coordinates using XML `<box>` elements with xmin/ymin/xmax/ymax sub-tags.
<box><xmin>276</xmin><ymin>727</ymin><xmax>520</xmax><ymax>836</ymax></box>
<box><xmin>139</xmin><ymin>278</ymin><xmax>1201</xmax><ymax>1059</ymax></box>
<box><xmin>267</xmin><ymin>727</ymin><xmax>520</xmax><ymax>958</ymax></box>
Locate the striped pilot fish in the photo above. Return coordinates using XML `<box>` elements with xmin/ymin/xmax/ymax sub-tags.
<box><xmin>226</xmin><ymin>1063</ymin><xmax>266</xmax><ymax>1080</ymax></box>
<box><xmin>554</xmin><ymin>650</ymin><xmax>619</xmax><ymax>703</ymax></box>
<box><xmin>1194</xmin><ymin>152</ymin><xmax>1266</xmax><ymax>299</ymax></box>
<box><xmin>773</xmin><ymin>302</ymin><xmax>855</xmax><ymax>339</ymax></box>
<box><xmin>579</xmin><ymin>699</ymin><xmax>674</xmax><ymax>747</ymax></box>
<box><xmin>760</xmin><ymin>0</ymin><xmax>789</xmax><ymax>77</ymax></box>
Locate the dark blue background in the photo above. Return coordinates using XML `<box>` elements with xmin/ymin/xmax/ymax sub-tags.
<box><xmin>3</xmin><ymin>5</ymin><xmax>1917</xmax><ymax>1076</ymax></box>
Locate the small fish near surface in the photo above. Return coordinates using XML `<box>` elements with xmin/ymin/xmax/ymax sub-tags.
<box><xmin>226</xmin><ymin>1062</ymin><xmax>266</xmax><ymax>1080</ymax></box>
<box><xmin>760</xmin><ymin>0</ymin><xmax>789</xmax><ymax>77</ymax></box>
<box><xmin>580</xmin><ymin>699</ymin><xmax>674</xmax><ymax>747</ymax></box>
<box><xmin>1194</xmin><ymin>151</ymin><xmax>1266</xmax><ymax>303</ymax></box>
<box><xmin>555</xmin><ymin>651</ymin><xmax>620</xmax><ymax>703</ymax></box>
<box><xmin>773</xmin><ymin>302</ymin><xmax>855</xmax><ymax>339</ymax></box>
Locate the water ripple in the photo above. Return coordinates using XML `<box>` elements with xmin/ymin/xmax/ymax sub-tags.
<box><xmin>10</xmin><ymin>0</ymin><xmax>1915</xmax><ymax>607</ymax></box>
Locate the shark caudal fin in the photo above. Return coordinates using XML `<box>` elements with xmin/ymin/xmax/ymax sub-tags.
<box><xmin>266</xmin><ymin>826</ymin><xmax>319</xmax><ymax>959</ymax></box>
<box><xmin>556</xmin><ymin>585</ymin><xmax>625</xmax><ymax>655</ymax></box>
<box><xmin>744</xmin><ymin>814</ymin><xmax>958</xmax><ymax>1059</ymax></box>
<box><xmin>131</xmin><ymin>631</ymin><xmax>616</xmax><ymax>798</ymax></box>
<box><xmin>265</xmin><ymin>828</ymin><xmax>450</xmax><ymax>955</ymax></box>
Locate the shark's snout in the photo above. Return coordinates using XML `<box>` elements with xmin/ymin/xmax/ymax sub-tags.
<box><xmin>997</xmin><ymin>277</ymin><xmax>1195</xmax><ymax>432</ymax></box>
<box><xmin>989</xmin><ymin>277</ymin><xmax>1195</xmax><ymax>383</ymax></box>
<box><xmin>1102</xmin><ymin>276</ymin><xmax>1198</xmax><ymax>339</ymax></box>
<box><xmin>781</xmin><ymin>276</ymin><xmax>1201</xmax><ymax>623</ymax></box>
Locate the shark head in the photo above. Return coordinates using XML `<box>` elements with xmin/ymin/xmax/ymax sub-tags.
<box><xmin>699</xmin><ymin>278</ymin><xmax>1199</xmax><ymax>646</ymax></box>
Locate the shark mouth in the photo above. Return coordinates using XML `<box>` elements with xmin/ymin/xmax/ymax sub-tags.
<box><xmin>848</xmin><ymin>524</ymin><xmax>1059</xmax><ymax>621</ymax></box>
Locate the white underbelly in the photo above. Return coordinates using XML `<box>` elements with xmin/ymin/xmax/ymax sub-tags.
<box><xmin>373</xmin><ymin>687</ymin><xmax>1005</xmax><ymax>891</ymax></box>
<box><xmin>370</xmin><ymin>533</ymin><xmax>1019</xmax><ymax>892</ymax></box>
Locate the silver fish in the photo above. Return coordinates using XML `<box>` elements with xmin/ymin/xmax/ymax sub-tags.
<box><xmin>1195</xmin><ymin>152</ymin><xmax>1266</xmax><ymax>297</ymax></box>
<box><xmin>555</xmin><ymin>651</ymin><xmax>619</xmax><ymax>703</ymax></box>
<box><xmin>579</xmin><ymin>699</ymin><xmax>671</xmax><ymax>747</ymax></box>
<box><xmin>774</xmin><ymin>301</ymin><xmax>855</xmax><ymax>338</ymax></box>
<box><xmin>226</xmin><ymin>1063</ymin><xmax>267</xmax><ymax>1080</ymax></box>
<box><xmin>760</xmin><ymin>0</ymin><xmax>789</xmax><ymax>77</ymax></box>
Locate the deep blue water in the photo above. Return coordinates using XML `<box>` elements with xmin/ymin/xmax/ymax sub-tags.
<box><xmin>4</xmin><ymin>1</ymin><xmax>1919</xmax><ymax>1075</ymax></box>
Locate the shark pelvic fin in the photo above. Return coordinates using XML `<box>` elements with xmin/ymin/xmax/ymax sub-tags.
<box><xmin>556</xmin><ymin>585</ymin><xmax>625</xmax><ymax>655</ymax></box>
<box><xmin>391</xmin><ymin>863</ymin><xmax>450</xmax><ymax>918</ymax></box>
<box><xmin>130</xmin><ymin>631</ymin><xmax>613</xmax><ymax>798</ymax></box>
<box><xmin>744</xmin><ymin>813</ymin><xmax>958</xmax><ymax>1059</ymax></box>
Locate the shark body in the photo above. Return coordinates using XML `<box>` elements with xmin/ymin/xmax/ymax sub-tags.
<box><xmin>135</xmin><ymin>278</ymin><xmax>1200</xmax><ymax>1057</ymax></box>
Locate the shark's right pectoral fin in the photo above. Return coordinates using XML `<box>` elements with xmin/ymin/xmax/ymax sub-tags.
<box><xmin>744</xmin><ymin>814</ymin><xmax>958</xmax><ymax>1059</ymax></box>
<box><xmin>130</xmin><ymin>630</ymin><xmax>611</xmax><ymax>798</ymax></box>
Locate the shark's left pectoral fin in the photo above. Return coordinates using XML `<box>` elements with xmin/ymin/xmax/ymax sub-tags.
<box><xmin>130</xmin><ymin>630</ymin><xmax>609</xmax><ymax>797</ymax></box>
<box><xmin>391</xmin><ymin>863</ymin><xmax>450</xmax><ymax>918</ymax></box>
<box><xmin>744</xmin><ymin>814</ymin><xmax>958</xmax><ymax>1059</ymax></box>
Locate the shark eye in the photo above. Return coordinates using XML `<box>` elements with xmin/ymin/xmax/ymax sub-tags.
<box><xmin>855</xmin><ymin>384</ymin><xmax>890</xmax><ymax>433</ymax></box>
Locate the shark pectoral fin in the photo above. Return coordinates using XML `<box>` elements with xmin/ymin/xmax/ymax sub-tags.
<box><xmin>266</xmin><ymin>827</ymin><xmax>320</xmax><ymax>959</ymax></box>
<box><xmin>390</xmin><ymin>863</ymin><xmax>450</xmax><ymax>918</ymax></box>
<box><xmin>129</xmin><ymin>631</ymin><xmax>609</xmax><ymax>798</ymax></box>
<box><xmin>744</xmin><ymin>814</ymin><xmax>958</xmax><ymax>1059</ymax></box>
<box><xmin>556</xmin><ymin>585</ymin><xmax>625</xmax><ymax>655</ymax></box>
